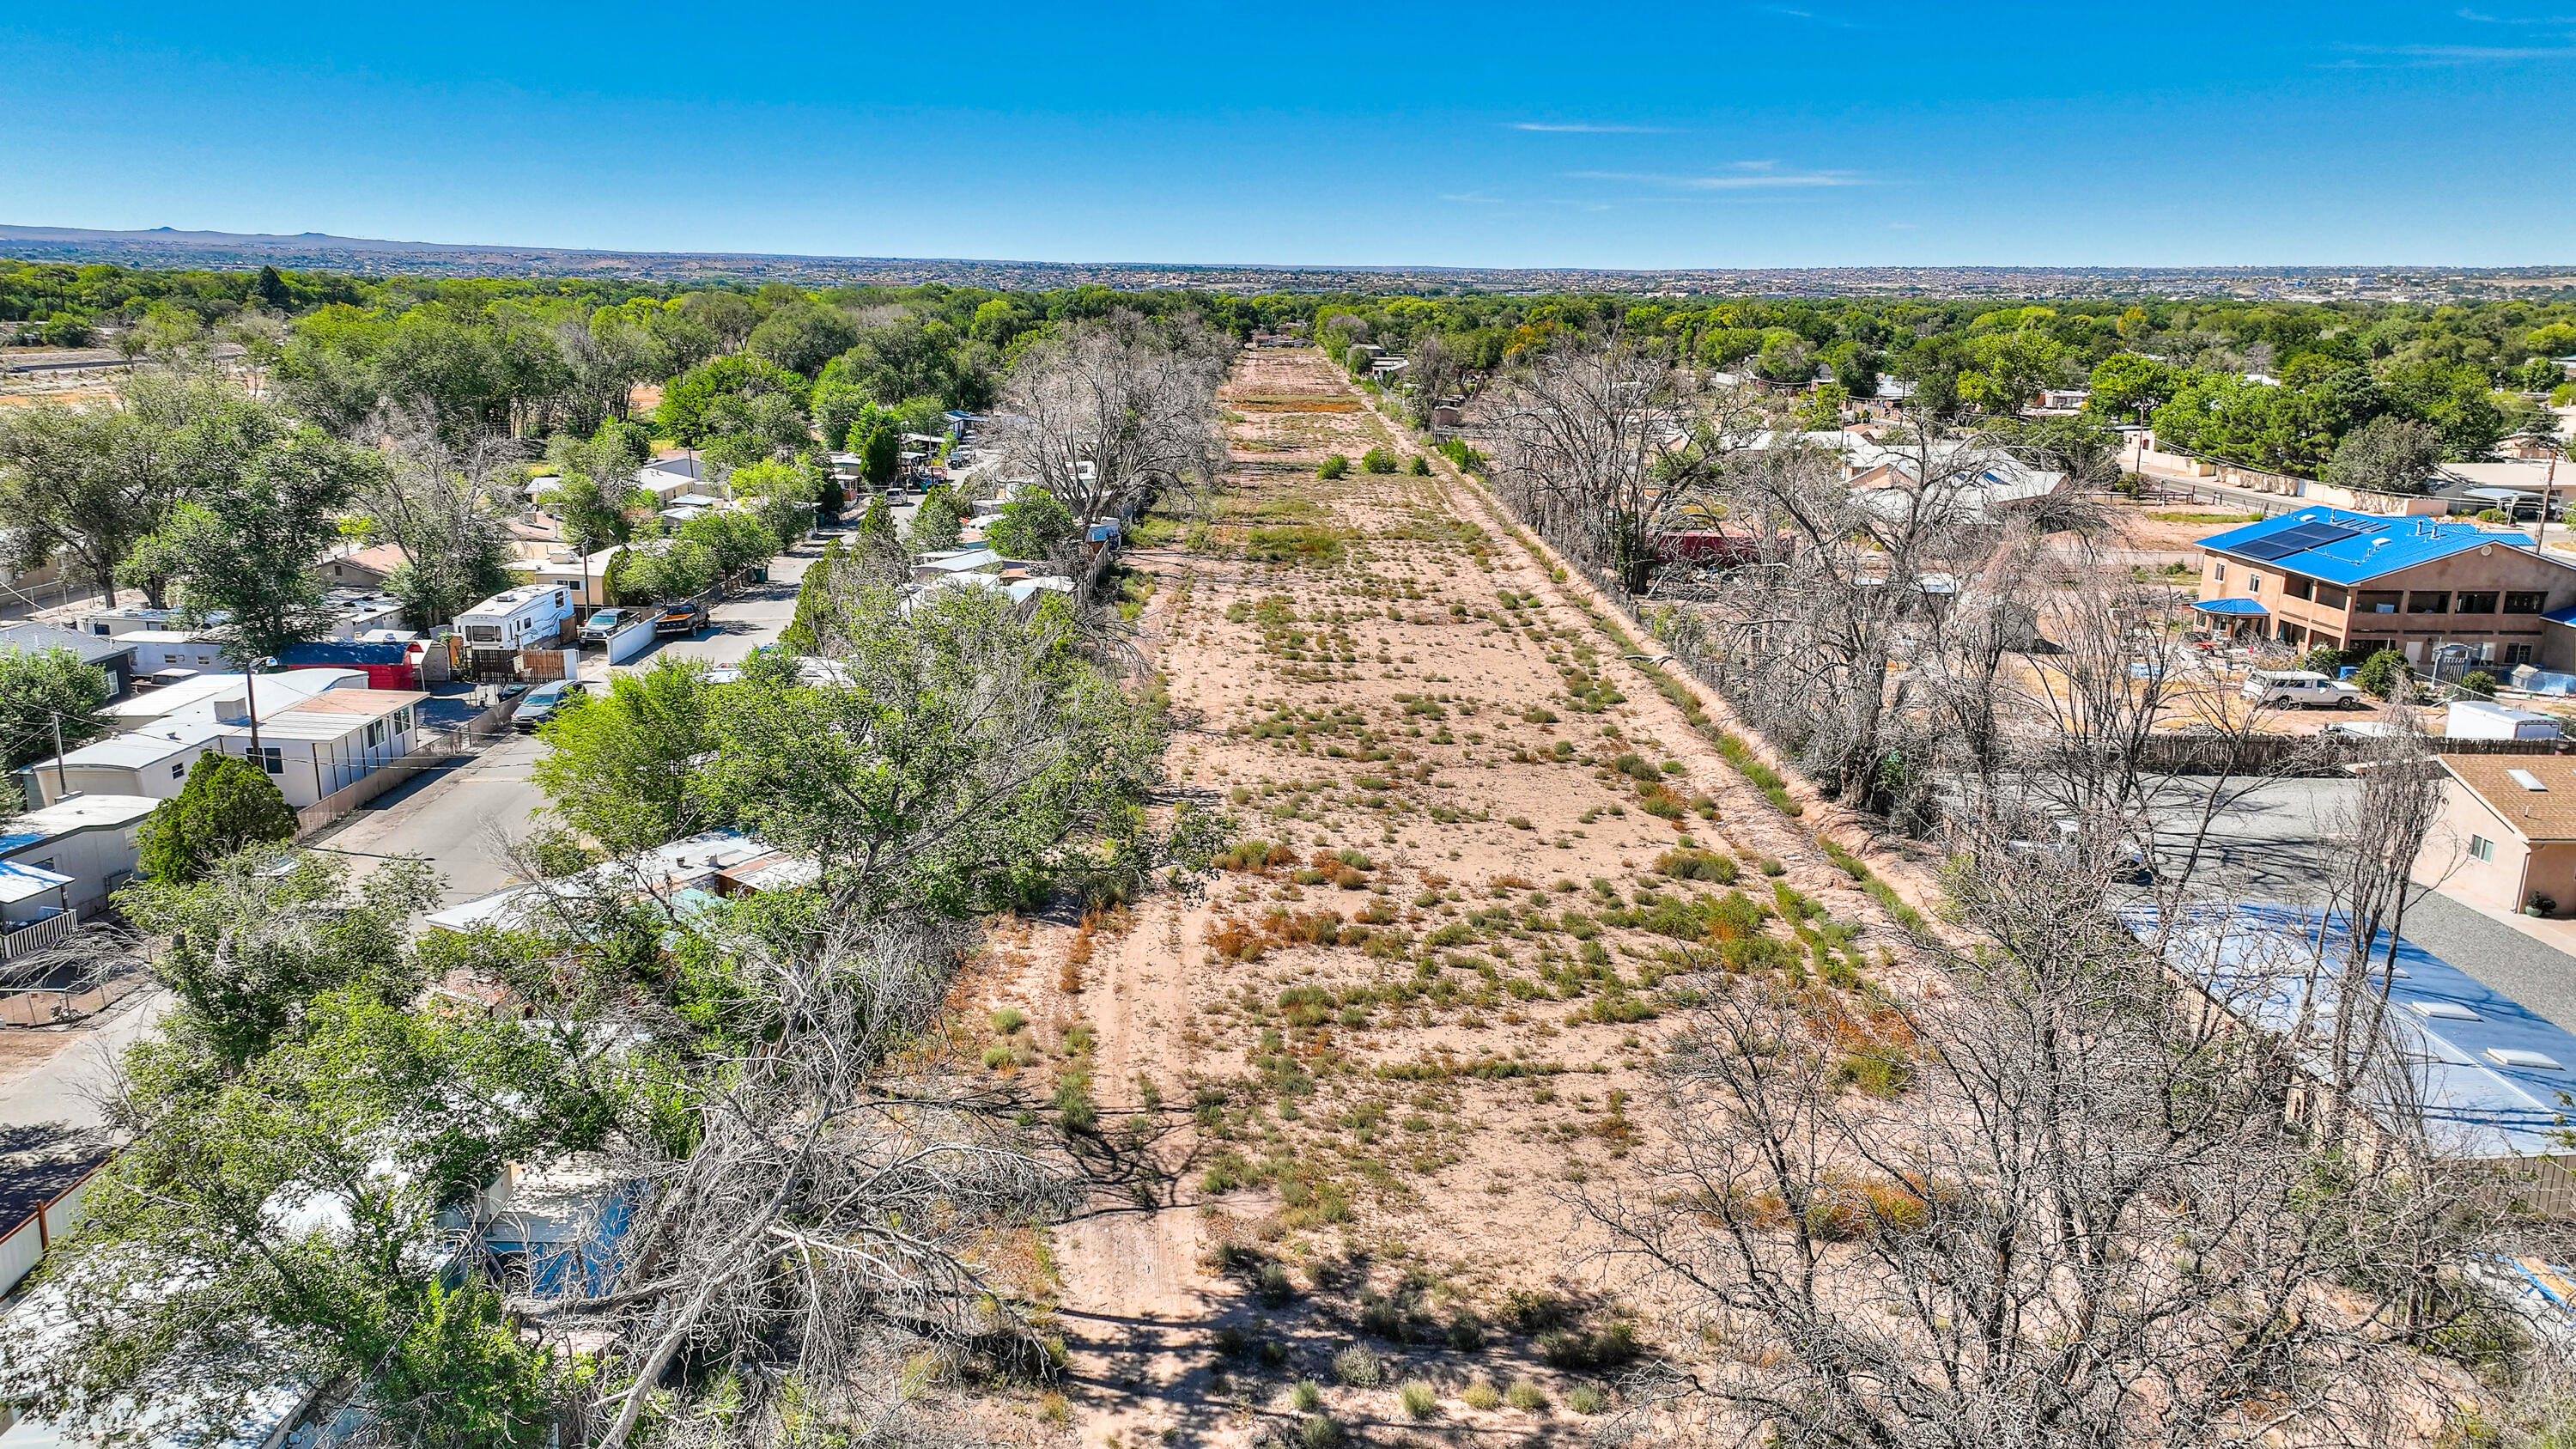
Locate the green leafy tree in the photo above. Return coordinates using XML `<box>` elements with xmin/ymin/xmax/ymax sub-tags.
<box><xmin>990</xmin><ymin>487</ymin><xmax>1078</xmax><ymax>560</ymax></box>
<box><xmin>1751</xmin><ymin>330</ymin><xmax>1818</xmax><ymax>386</ymax></box>
<box><xmin>2324</xmin><ymin>414</ymin><xmax>2444</xmax><ymax>495</ymax></box>
<box><xmin>11</xmin><ymin>955</ymin><xmax>590</xmax><ymax>1448</ymax></box>
<box><xmin>531</xmin><ymin>660</ymin><xmax>725</xmax><ymax>854</ymax></box>
<box><xmin>2380</xmin><ymin>360</ymin><xmax>2510</xmax><ymax>460</ymax></box>
<box><xmin>905</xmin><ymin>484</ymin><xmax>966</xmax><ymax>553</ymax></box>
<box><xmin>137</xmin><ymin>754</ymin><xmax>300</xmax><ymax>884</ymax></box>
<box><xmin>1360</xmin><ymin>446</ymin><xmax>1398</xmax><ymax>474</ymax></box>
<box><xmin>0</xmin><ymin>369</ymin><xmax>230</xmax><ymax>607</ymax></box>
<box><xmin>1795</xmin><ymin>383</ymin><xmax>1850</xmax><ymax>431</ymax></box>
<box><xmin>0</xmin><ymin>646</ymin><xmax>111</xmax><ymax>772</ymax></box>
<box><xmin>746</xmin><ymin>299</ymin><xmax>860</xmax><ymax>378</ymax></box>
<box><xmin>1317</xmin><ymin>454</ymin><xmax>1349</xmax><ymax>480</ymax></box>
<box><xmin>615</xmin><ymin>538</ymin><xmax>719</xmax><ymax>605</ymax></box>
<box><xmin>2086</xmin><ymin>354</ymin><xmax>2180</xmax><ymax>422</ymax></box>
<box><xmin>2353</xmin><ymin>648</ymin><xmax>2411</xmax><ymax>700</ymax></box>
<box><xmin>811</xmin><ymin>383</ymin><xmax>878</xmax><ymax>449</ymax></box>
<box><xmin>779</xmin><ymin>539</ymin><xmax>848</xmax><ymax>654</ymax></box>
<box><xmin>677</xmin><ymin>509</ymin><xmax>779</xmax><ymax>581</ymax></box>
<box><xmin>137</xmin><ymin>417</ymin><xmax>376</xmax><ymax>661</ymax></box>
<box><xmin>1957</xmin><ymin>328</ymin><xmax>2067</xmax><ymax>415</ymax></box>
<box><xmin>686</xmin><ymin>581</ymin><xmax>1209</xmax><ymax>916</ymax></box>
<box><xmin>655</xmin><ymin>353</ymin><xmax>810</xmax><ymax>447</ymax></box>
<box><xmin>858</xmin><ymin>420</ymin><xmax>901</xmax><ymax>486</ymax></box>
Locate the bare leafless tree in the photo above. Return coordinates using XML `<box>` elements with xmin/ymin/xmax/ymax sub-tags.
<box><xmin>1488</xmin><ymin>341</ymin><xmax>1764</xmax><ymax>597</ymax></box>
<box><xmin>355</xmin><ymin>415</ymin><xmax>522</xmax><ymax>628</ymax></box>
<box><xmin>1586</xmin><ymin>821</ymin><xmax>2515</xmax><ymax>1449</ymax></box>
<box><xmin>997</xmin><ymin>312</ymin><xmax>1226</xmax><ymax>577</ymax></box>
<box><xmin>513</xmin><ymin>913</ymin><xmax>1074</xmax><ymax>1449</ymax></box>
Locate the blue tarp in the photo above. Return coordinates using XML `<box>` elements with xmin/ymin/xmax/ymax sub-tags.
<box><xmin>2190</xmin><ymin>597</ymin><xmax>2269</xmax><ymax>617</ymax></box>
<box><xmin>2512</xmin><ymin>665</ymin><xmax>2576</xmax><ymax>696</ymax></box>
<box><xmin>274</xmin><ymin>640</ymin><xmax>411</xmax><ymax>667</ymax></box>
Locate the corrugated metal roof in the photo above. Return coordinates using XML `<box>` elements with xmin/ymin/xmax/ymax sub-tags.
<box><xmin>2198</xmin><ymin>505</ymin><xmax>2538</xmax><ymax>585</ymax></box>
<box><xmin>2125</xmin><ymin>902</ymin><xmax>2576</xmax><ymax>1158</ymax></box>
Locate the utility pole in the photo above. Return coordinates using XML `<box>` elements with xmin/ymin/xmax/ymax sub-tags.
<box><xmin>2540</xmin><ymin>444</ymin><xmax>2561</xmax><ymax>557</ymax></box>
<box><xmin>49</xmin><ymin>710</ymin><xmax>69</xmax><ymax>803</ymax></box>
<box><xmin>242</xmin><ymin>652</ymin><xmax>263</xmax><ymax>758</ymax></box>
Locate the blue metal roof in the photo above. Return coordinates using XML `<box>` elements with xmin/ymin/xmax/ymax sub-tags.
<box><xmin>2198</xmin><ymin>505</ymin><xmax>2536</xmax><ymax>585</ymax></box>
<box><xmin>2124</xmin><ymin>903</ymin><xmax>2576</xmax><ymax>1159</ymax></box>
<box><xmin>2191</xmin><ymin>597</ymin><xmax>2269</xmax><ymax>616</ymax></box>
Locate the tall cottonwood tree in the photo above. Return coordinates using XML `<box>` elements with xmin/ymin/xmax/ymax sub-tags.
<box><xmin>998</xmin><ymin>311</ymin><xmax>1226</xmax><ymax>570</ymax></box>
<box><xmin>1487</xmin><ymin>339</ymin><xmax>1760</xmax><ymax>596</ymax></box>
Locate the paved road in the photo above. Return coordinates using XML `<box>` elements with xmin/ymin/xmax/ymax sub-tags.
<box><xmin>618</xmin><ymin>547</ymin><xmax>817</xmax><ymax>670</ymax></box>
<box><xmin>311</xmin><ymin>544</ymin><xmax>819</xmax><ymax>906</ymax></box>
<box><xmin>317</xmin><ymin>729</ymin><xmax>548</xmax><ymax>907</ymax></box>
<box><xmin>0</xmin><ymin>984</ymin><xmax>170</xmax><ymax>1221</ymax></box>
<box><xmin>2148</xmin><ymin>775</ymin><xmax>2576</xmax><ymax>1032</ymax></box>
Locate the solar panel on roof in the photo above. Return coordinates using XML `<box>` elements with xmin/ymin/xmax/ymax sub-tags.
<box><xmin>2229</xmin><ymin>535</ymin><xmax>2309</xmax><ymax>561</ymax></box>
<box><xmin>2223</xmin><ymin>518</ymin><xmax>2382</xmax><ymax>562</ymax></box>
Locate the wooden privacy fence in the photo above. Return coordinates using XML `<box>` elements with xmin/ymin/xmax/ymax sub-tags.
<box><xmin>2137</xmin><ymin>733</ymin><xmax>2575</xmax><ymax>776</ymax></box>
<box><xmin>0</xmin><ymin>1158</ymin><xmax>106</xmax><ymax>1298</ymax></box>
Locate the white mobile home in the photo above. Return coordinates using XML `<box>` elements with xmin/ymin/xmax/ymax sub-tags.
<box><xmin>456</xmin><ymin>585</ymin><xmax>574</xmax><ymax>651</ymax></box>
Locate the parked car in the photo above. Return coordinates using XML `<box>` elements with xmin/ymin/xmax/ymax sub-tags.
<box><xmin>578</xmin><ymin>608</ymin><xmax>635</xmax><ymax>644</ymax></box>
<box><xmin>511</xmin><ymin>679</ymin><xmax>588</xmax><ymax>732</ymax></box>
<box><xmin>653</xmin><ymin>600</ymin><xmax>708</xmax><ymax>636</ymax></box>
<box><xmin>2323</xmin><ymin>720</ymin><xmax>2409</xmax><ymax>740</ymax></box>
<box><xmin>2239</xmin><ymin>669</ymin><xmax>2363</xmax><ymax>709</ymax></box>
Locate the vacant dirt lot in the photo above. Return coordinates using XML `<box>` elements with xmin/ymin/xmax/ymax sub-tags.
<box><xmin>960</xmin><ymin>348</ymin><xmax>1921</xmax><ymax>1446</ymax></box>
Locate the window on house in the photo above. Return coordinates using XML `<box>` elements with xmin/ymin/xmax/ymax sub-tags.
<box><xmin>365</xmin><ymin>721</ymin><xmax>386</xmax><ymax>749</ymax></box>
<box><xmin>392</xmin><ymin>708</ymin><xmax>413</xmax><ymax>734</ymax></box>
<box><xmin>2457</xmin><ymin>591</ymin><xmax>2500</xmax><ymax>614</ymax></box>
<box><xmin>2284</xmin><ymin>577</ymin><xmax>2314</xmax><ymax>601</ymax></box>
<box><xmin>2358</xmin><ymin>591</ymin><xmax>2403</xmax><ymax>614</ymax></box>
<box><xmin>2471</xmin><ymin>834</ymin><xmax>2497</xmax><ymax>863</ymax></box>
<box><xmin>2508</xmin><ymin>643</ymin><xmax>2537</xmax><ymax>665</ymax></box>
<box><xmin>2317</xmin><ymin>585</ymin><xmax>2349</xmax><ymax>610</ymax></box>
<box><xmin>2507</xmin><ymin>591</ymin><xmax>2549</xmax><ymax>614</ymax></box>
<box><xmin>170</xmin><ymin>761</ymin><xmax>185</xmax><ymax>779</ymax></box>
<box><xmin>252</xmin><ymin>746</ymin><xmax>283</xmax><ymax>775</ymax></box>
<box><xmin>2211</xmin><ymin>561</ymin><xmax>2227</xmax><ymax>582</ymax></box>
<box><xmin>2406</xmin><ymin>592</ymin><xmax>2450</xmax><ymax>614</ymax></box>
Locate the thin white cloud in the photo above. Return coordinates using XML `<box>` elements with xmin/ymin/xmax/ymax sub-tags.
<box><xmin>1760</xmin><ymin>3</ymin><xmax>1856</xmax><ymax>26</ymax></box>
<box><xmin>1565</xmin><ymin>168</ymin><xmax>1867</xmax><ymax>190</ymax></box>
<box><xmin>2363</xmin><ymin>41</ymin><xmax>2576</xmax><ymax>58</ymax></box>
<box><xmin>2456</xmin><ymin>7</ymin><xmax>2576</xmax><ymax>21</ymax></box>
<box><xmin>1507</xmin><ymin>122</ymin><xmax>1680</xmax><ymax>133</ymax></box>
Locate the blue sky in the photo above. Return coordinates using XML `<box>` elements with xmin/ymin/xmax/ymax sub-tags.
<box><xmin>2</xmin><ymin>2</ymin><xmax>2567</xmax><ymax>269</ymax></box>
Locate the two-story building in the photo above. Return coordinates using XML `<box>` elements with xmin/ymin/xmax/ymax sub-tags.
<box><xmin>2193</xmin><ymin>506</ymin><xmax>2576</xmax><ymax>669</ymax></box>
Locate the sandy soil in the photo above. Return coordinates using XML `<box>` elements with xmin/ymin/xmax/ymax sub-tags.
<box><xmin>961</xmin><ymin>349</ymin><xmax>1923</xmax><ymax>1447</ymax></box>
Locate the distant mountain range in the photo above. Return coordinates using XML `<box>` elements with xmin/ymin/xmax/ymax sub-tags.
<box><xmin>6</xmin><ymin>222</ymin><xmax>2573</xmax><ymax>301</ymax></box>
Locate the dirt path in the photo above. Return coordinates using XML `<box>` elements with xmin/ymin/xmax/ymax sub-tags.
<box><xmin>965</xmin><ymin>347</ymin><xmax>1923</xmax><ymax>1447</ymax></box>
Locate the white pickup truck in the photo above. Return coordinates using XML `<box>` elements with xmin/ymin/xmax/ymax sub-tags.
<box><xmin>2240</xmin><ymin>669</ymin><xmax>2365</xmax><ymax>709</ymax></box>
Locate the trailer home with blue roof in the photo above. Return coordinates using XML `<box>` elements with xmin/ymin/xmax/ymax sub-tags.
<box><xmin>2192</xmin><ymin>505</ymin><xmax>2576</xmax><ymax>671</ymax></box>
